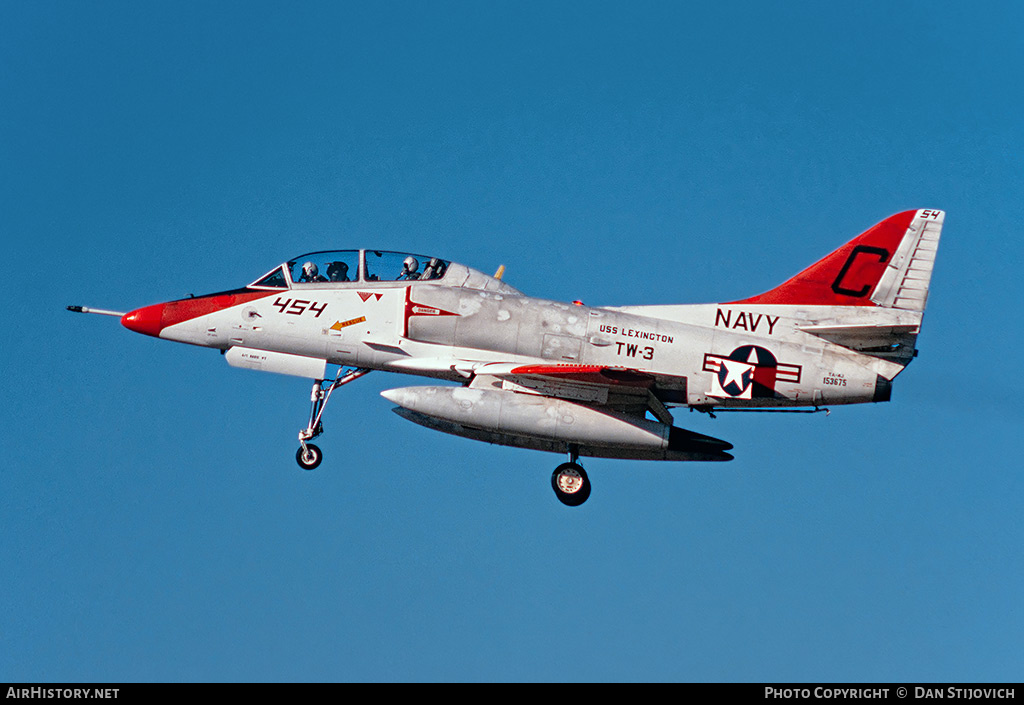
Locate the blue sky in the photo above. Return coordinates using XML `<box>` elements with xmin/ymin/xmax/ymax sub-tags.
<box><xmin>2</xmin><ymin>1</ymin><xmax>1022</xmax><ymax>682</ymax></box>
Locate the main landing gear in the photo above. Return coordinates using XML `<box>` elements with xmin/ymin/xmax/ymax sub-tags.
<box><xmin>551</xmin><ymin>445</ymin><xmax>591</xmax><ymax>507</ymax></box>
<box><xmin>296</xmin><ymin>367</ymin><xmax>371</xmax><ymax>470</ymax></box>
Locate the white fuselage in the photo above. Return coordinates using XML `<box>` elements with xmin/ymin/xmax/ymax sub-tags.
<box><xmin>155</xmin><ymin>278</ymin><xmax>917</xmax><ymax>409</ymax></box>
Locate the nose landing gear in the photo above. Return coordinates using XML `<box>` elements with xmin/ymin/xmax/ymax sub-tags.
<box><xmin>296</xmin><ymin>443</ymin><xmax>323</xmax><ymax>470</ymax></box>
<box><xmin>295</xmin><ymin>367</ymin><xmax>371</xmax><ymax>470</ymax></box>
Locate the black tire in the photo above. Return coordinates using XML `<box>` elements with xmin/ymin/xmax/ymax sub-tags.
<box><xmin>296</xmin><ymin>443</ymin><xmax>323</xmax><ymax>471</ymax></box>
<box><xmin>551</xmin><ymin>462</ymin><xmax>591</xmax><ymax>506</ymax></box>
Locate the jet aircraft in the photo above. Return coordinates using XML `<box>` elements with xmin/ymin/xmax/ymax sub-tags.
<box><xmin>70</xmin><ymin>209</ymin><xmax>944</xmax><ymax>506</ymax></box>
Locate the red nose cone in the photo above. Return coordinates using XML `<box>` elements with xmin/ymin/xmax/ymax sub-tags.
<box><xmin>121</xmin><ymin>303</ymin><xmax>166</xmax><ymax>337</ymax></box>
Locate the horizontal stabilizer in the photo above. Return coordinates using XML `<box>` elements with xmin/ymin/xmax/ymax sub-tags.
<box><xmin>797</xmin><ymin>323</ymin><xmax>919</xmax><ymax>349</ymax></box>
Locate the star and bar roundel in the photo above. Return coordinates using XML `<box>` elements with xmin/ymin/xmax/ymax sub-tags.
<box><xmin>703</xmin><ymin>345</ymin><xmax>802</xmax><ymax>399</ymax></box>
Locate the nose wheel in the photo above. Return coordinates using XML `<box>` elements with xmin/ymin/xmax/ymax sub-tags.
<box><xmin>296</xmin><ymin>443</ymin><xmax>322</xmax><ymax>470</ymax></box>
<box><xmin>551</xmin><ymin>445</ymin><xmax>591</xmax><ymax>506</ymax></box>
<box><xmin>294</xmin><ymin>367</ymin><xmax>370</xmax><ymax>470</ymax></box>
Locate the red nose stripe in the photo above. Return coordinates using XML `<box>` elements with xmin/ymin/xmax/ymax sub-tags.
<box><xmin>160</xmin><ymin>291</ymin><xmax>275</xmax><ymax>327</ymax></box>
<box><xmin>121</xmin><ymin>290</ymin><xmax>276</xmax><ymax>338</ymax></box>
<box><xmin>121</xmin><ymin>303</ymin><xmax>166</xmax><ymax>337</ymax></box>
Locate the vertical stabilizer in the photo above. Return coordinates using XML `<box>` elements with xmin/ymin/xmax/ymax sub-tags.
<box><xmin>730</xmin><ymin>209</ymin><xmax>944</xmax><ymax>310</ymax></box>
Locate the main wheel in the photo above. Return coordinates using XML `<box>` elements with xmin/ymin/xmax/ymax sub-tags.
<box><xmin>296</xmin><ymin>443</ymin><xmax>323</xmax><ymax>471</ymax></box>
<box><xmin>551</xmin><ymin>462</ymin><xmax>591</xmax><ymax>506</ymax></box>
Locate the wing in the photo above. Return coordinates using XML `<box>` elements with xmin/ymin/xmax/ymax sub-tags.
<box><xmin>468</xmin><ymin>362</ymin><xmax>686</xmax><ymax>425</ymax></box>
<box><xmin>381</xmin><ymin>360</ymin><xmax>732</xmax><ymax>461</ymax></box>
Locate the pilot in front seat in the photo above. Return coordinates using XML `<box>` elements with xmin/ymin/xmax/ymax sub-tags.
<box><xmin>299</xmin><ymin>261</ymin><xmax>327</xmax><ymax>282</ymax></box>
<box><xmin>401</xmin><ymin>256</ymin><xmax>420</xmax><ymax>280</ymax></box>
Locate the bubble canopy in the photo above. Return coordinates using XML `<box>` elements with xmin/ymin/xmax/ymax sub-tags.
<box><xmin>247</xmin><ymin>250</ymin><xmax>521</xmax><ymax>295</ymax></box>
<box><xmin>249</xmin><ymin>250</ymin><xmax>451</xmax><ymax>288</ymax></box>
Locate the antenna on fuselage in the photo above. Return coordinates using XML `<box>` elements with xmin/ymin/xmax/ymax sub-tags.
<box><xmin>494</xmin><ymin>265</ymin><xmax>505</xmax><ymax>280</ymax></box>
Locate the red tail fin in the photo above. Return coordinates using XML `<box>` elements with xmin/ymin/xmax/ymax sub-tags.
<box><xmin>730</xmin><ymin>210</ymin><xmax>923</xmax><ymax>307</ymax></box>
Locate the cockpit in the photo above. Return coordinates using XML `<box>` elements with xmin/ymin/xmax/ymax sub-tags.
<box><xmin>248</xmin><ymin>249</ymin><xmax>521</xmax><ymax>295</ymax></box>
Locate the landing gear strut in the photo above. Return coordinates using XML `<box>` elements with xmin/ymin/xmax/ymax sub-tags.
<box><xmin>295</xmin><ymin>366</ymin><xmax>371</xmax><ymax>470</ymax></box>
<box><xmin>551</xmin><ymin>444</ymin><xmax>591</xmax><ymax>506</ymax></box>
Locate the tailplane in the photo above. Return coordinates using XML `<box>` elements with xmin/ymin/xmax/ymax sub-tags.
<box><xmin>731</xmin><ymin>209</ymin><xmax>945</xmax><ymax>310</ymax></box>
